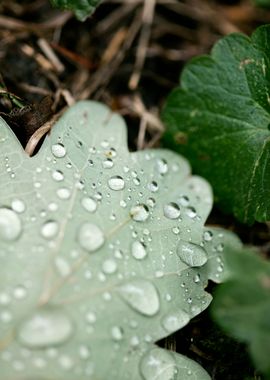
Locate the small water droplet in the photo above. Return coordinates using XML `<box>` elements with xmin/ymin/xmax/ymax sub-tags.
<box><xmin>185</xmin><ymin>206</ymin><xmax>197</xmax><ymax>218</ymax></box>
<box><xmin>55</xmin><ymin>257</ymin><xmax>71</xmax><ymax>277</ymax></box>
<box><xmin>163</xmin><ymin>202</ymin><xmax>181</xmax><ymax>219</ymax></box>
<box><xmin>57</xmin><ymin>188</ymin><xmax>71</xmax><ymax>200</ymax></box>
<box><xmin>140</xmin><ymin>348</ymin><xmax>177</xmax><ymax>380</ymax></box>
<box><xmin>108</xmin><ymin>176</ymin><xmax>125</xmax><ymax>191</ymax></box>
<box><xmin>52</xmin><ymin>170</ymin><xmax>64</xmax><ymax>181</ymax></box>
<box><xmin>177</xmin><ymin>241</ymin><xmax>207</xmax><ymax>267</ymax></box>
<box><xmin>203</xmin><ymin>230</ymin><xmax>213</xmax><ymax>241</ymax></box>
<box><xmin>103</xmin><ymin>158</ymin><xmax>114</xmax><ymax>169</ymax></box>
<box><xmin>81</xmin><ymin>197</ymin><xmax>97</xmax><ymax>213</ymax></box>
<box><xmin>102</xmin><ymin>259</ymin><xmax>117</xmax><ymax>274</ymax></box>
<box><xmin>111</xmin><ymin>326</ymin><xmax>124</xmax><ymax>341</ymax></box>
<box><xmin>156</xmin><ymin>158</ymin><xmax>168</xmax><ymax>175</ymax></box>
<box><xmin>51</xmin><ymin>143</ymin><xmax>66</xmax><ymax>158</ymax></box>
<box><xmin>78</xmin><ymin>223</ymin><xmax>105</xmax><ymax>253</ymax></box>
<box><xmin>0</xmin><ymin>207</ymin><xmax>22</xmax><ymax>241</ymax></box>
<box><xmin>131</xmin><ymin>241</ymin><xmax>147</xmax><ymax>260</ymax></box>
<box><xmin>148</xmin><ymin>181</ymin><xmax>158</xmax><ymax>192</ymax></box>
<box><xmin>130</xmin><ymin>204</ymin><xmax>149</xmax><ymax>222</ymax></box>
<box><xmin>118</xmin><ymin>279</ymin><xmax>160</xmax><ymax>316</ymax></box>
<box><xmin>11</xmin><ymin>199</ymin><xmax>26</xmax><ymax>213</ymax></box>
<box><xmin>41</xmin><ymin>220</ymin><xmax>59</xmax><ymax>239</ymax></box>
<box><xmin>13</xmin><ymin>285</ymin><xmax>27</xmax><ymax>300</ymax></box>
<box><xmin>178</xmin><ymin>195</ymin><xmax>189</xmax><ymax>207</ymax></box>
<box><xmin>162</xmin><ymin>310</ymin><xmax>190</xmax><ymax>332</ymax></box>
<box><xmin>17</xmin><ymin>307</ymin><xmax>73</xmax><ymax>348</ymax></box>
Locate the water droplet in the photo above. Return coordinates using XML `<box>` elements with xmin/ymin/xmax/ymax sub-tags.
<box><xmin>185</xmin><ymin>206</ymin><xmax>197</xmax><ymax>218</ymax></box>
<box><xmin>55</xmin><ymin>257</ymin><xmax>71</xmax><ymax>277</ymax></box>
<box><xmin>13</xmin><ymin>285</ymin><xmax>27</xmax><ymax>300</ymax></box>
<box><xmin>203</xmin><ymin>230</ymin><xmax>213</xmax><ymax>241</ymax></box>
<box><xmin>147</xmin><ymin>198</ymin><xmax>156</xmax><ymax>208</ymax></box>
<box><xmin>103</xmin><ymin>158</ymin><xmax>114</xmax><ymax>169</ymax></box>
<box><xmin>118</xmin><ymin>279</ymin><xmax>160</xmax><ymax>316</ymax></box>
<box><xmin>148</xmin><ymin>181</ymin><xmax>159</xmax><ymax>192</ymax></box>
<box><xmin>140</xmin><ymin>348</ymin><xmax>177</xmax><ymax>380</ymax></box>
<box><xmin>111</xmin><ymin>326</ymin><xmax>124</xmax><ymax>341</ymax></box>
<box><xmin>178</xmin><ymin>195</ymin><xmax>189</xmax><ymax>207</ymax></box>
<box><xmin>130</xmin><ymin>204</ymin><xmax>149</xmax><ymax>222</ymax></box>
<box><xmin>86</xmin><ymin>311</ymin><xmax>96</xmax><ymax>324</ymax></box>
<box><xmin>162</xmin><ymin>310</ymin><xmax>190</xmax><ymax>333</ymax></box>
<box><xmin>11</xmin><ymin>199</ymin><xmax>26</xmax><ymax>213</ymax></box>
<box><xmin>131</xmin><ymin>241</ymin><xmax>147</xmax><ymax>260</ymax></box>
<box><xmin>51</xmin><ymin>143</ymin><xmax>66</xmax><ymax>158</ymax></box>
<box><xmin>163</xmin><ymin>202</ymin><xmax>180</xmax><ymax>219</ymax></box>
<box><xmin>102</xmin><ymin>259</ymin><xmax>117</xmax><ymax>274</ymax></box>
<box><xmin>41</xmin><ymin>220</ymin><xmax>59</xmax><ymax>239</ymax></box>
<box><xmin>52</xmin><ymin>170</ymin><xmax>64</xmax><ymax>182</ymax></box>
<box><xmin>81</xmin><ymin>197</ymin><xmax>97</xmax><ymax>213</ymax></box>
<box><xmin>17</xmin><ymin>307</ymin><xmax>73</xmax><ymax>348</ymax></box>
<box><xmin>156</xmin><ymin>158</ymin><xmax>168</xmax><ymax>175</ymax></box>
<box><xmin>0</xmin><ymin>207</ymin><xmax>22</xmax><ymax>241</ymax></box>
<box><xmin>78</xmin><ymin>223</ymin><xmax>105</xmax><ymax>253</ymax></box>
<box><xmin>177</xmin><ymin>241</ymin><xmax>207</xmax><ymax>267</ymax></box>
<box><xmin>57</xmin><ymin>188</ymin><xmax>71</xmax><ymax>200</ymax></box>
<box><xmin>108</xmin><ymin>176</ymin><xmax>125</xmax><ymax>191</ymax></box>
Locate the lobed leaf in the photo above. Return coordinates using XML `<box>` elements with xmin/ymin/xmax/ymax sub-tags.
<box><xmin>0</xmin><ymin>101</ymin><xmax>240</xmax><ymax>379</ymax></box>
<box><xmin>162</xmin><ymin>25</ymin><xmax>270</xmax><ymax>224</ymax></box>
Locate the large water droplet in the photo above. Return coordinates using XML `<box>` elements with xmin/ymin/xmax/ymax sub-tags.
<box><xmin>140</xmin><ymin>348</ymin><xmax>177</xmax><ymax>380</ymax></box>
<box><xmin>108</xmin><ymin>176</ymin><xmax>125</xmax><ymax>191</ymax></box>
<box><xmin>163</xmin><ymin>203</ymin><xmax>180</xmax><ymax>219</ymax></box>
<box><xmin>162</xmin><ymin>310</ymin><xmax>190</xmax><ymax>333</ymax></box>
<box><xmin>0</xmin><ymin>207</ymin><xmax>22</xmax><ymax>241</ymax></box>
<box><xmin>131</xmin><ymin>241</ymin><xmax>147</xmax><ymax>260</ymax></box>
<box><xmin>78</xmin><ymin>223</ymin><xmax>105</xmax><ymax>253</ymax></box>
<box><xmin>81</xmin><ymin>197</ymin><xmax>97</xmax><ymax>213</ymax></box>
<box><xmin>177</xmin><ymin>241</ymin><xmax>207</xmax><ymax>267</ymax></box>
<box><xmin>51</xmin><ymin>143</ymin><xmax>66</xmax><ymax>158</ymax></box>
<box><xmin>17</xmin><ymin>307</ymin><xmax>73</xmax><ymax>348</ymax></box>
<box><xmin>118</xmin><ymin>279</ymin><xmax>160</xmax><ymax>316</ymax></box>
<box><xmin>41</xmin><ymin>220</ymin><xmax>59</xmax><ymax>239</ymax></box>
<box><xmin>130</xmin><ymin>204</ymin><xmax>149</xmax><ymax>222</ymax></box>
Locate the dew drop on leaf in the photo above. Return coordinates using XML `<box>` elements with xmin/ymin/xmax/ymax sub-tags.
<box><xmin>177</xmin><ymin>241</ymin><xmax>207</xmax><ymax>267</ymax></box>
<box><xmin>156</xmin><ymin>158</ymin><xmax>168</xmax><ymax>175</ymax></box>
<box><xmin>102</xmin><ymin>259</ymin><xmax>117</xmax><ymax>274</ymax></box>
<box><xmin>203</xmin><ymin>230</ymin><xmax>213</xmax><ymax>241</ymax></box>
<box><xmin>162</xmin><ymin>310</ymin><xmax>190</xmax><ymax>332</ymax></box>
<box><xmin>131</xmin><ymin>241</ymin><xmax>147</xmax><ymax>260</ymax></box>
<box><xmin>17</xmin><ymin>307</ymin><xmax>73</xmax><ymax>348</ymax></box>
<box><xmin>40</xmin><ymin>220</ymin><xmax>59</xmax><ymax>239</ymax></box>
<box><xmin>57</xmin><ymin>188</ymin><xmax>71</xmax><ymax>200</ymax></box>
<box><xmin>118</xmin><ymin>279</ymin><xmax>160</xmax><ymax>316</ymax></box>
<box><xmin>140</xmin><ymin>348</ymin><xmax>177</xmax><ymax>380</ymax></box>
<box><xmin>163</xmin><ymin>202</ymin><xmax>181</xmax><ymax>219</ymax></box>
<box><xmin>52</xmin><ymin>170</ymin><xmax>64</xmax><ymax>182</ymax></box>
<box><xmin>77</xmin><ymin>223</ymin><xmax>105</xmax><ymax>252</ymax></box>
<box><xmin>51</xmin><ymin>143</ymin><xmax>66</xmax><ymax>158</ymax></box>
<box><xmin>11</xmin><ymin>199</ymin><xmax>26</xmax><ymax>214</ymax></box>
<box><xmin>111</xmin><ymin>326</ymin><xmax>124</xmax><ymax>341</ymax></box>
<box><xmin>108</xmin><ymin>176</ymin><xmax>125</xmax><ymax>191</ymax></box>
<box><xmin>0</xmin><ymin>207</ymin><xmax>22</xmax><ymax>241</ymax></box>
<box><xmin>130</xmin><ymin>204</ymin><xmax>149</xmax><ymax>222</ymax></box>
<box><xmin>81</xmin><ymin>196</ymin><xmax>97</xmax><ymax>213</ymax></box>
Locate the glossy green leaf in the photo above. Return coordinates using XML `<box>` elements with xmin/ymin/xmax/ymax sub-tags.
<box><xmin>211</xmin><ymin>248</ymin><xmax>270</xmax><ymax>379</ymax></box>
<box><xmin>50</xmin><ymin>0</ymin><xmax>101</xmax><ymax>20</ymax></box>
<box><xmin>0</xmin><ymin>101</ymin><xmax>240</xmax><ymax>380</ymax></box>
<box><xmin>162</xmin><ymin>24</ymin><xmax>270</xmax><ymax>224</ymax></box>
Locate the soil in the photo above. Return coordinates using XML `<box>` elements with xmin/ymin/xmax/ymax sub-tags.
<box><xmin>0</xmin><ymin>1</ymin><xmax>270</xmax><ymax>379</ymax></box>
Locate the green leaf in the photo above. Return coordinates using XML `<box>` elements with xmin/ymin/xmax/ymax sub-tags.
<box><xmin>253</xmin><ymin>0</ymin><xmax>270</xmax><ymax>8</ymax></box>
<box><xmin>162</xmin><ymin>24</ymin><xmax>270</xmax><ymax>224</ymax></box>
<box><xmin>50</xmin><ymin>0</ymin><xmax>101</xmax><ymax>20</ymax></box>
<box><xmin>211</xmin><ymin>247</ymin><xmax>270</xmax><ymax>378</ymax></box>
<box><xmin>0</xmin><ymin>101</ymin><xmax>240</xmax><ymax>379</ymax></box>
